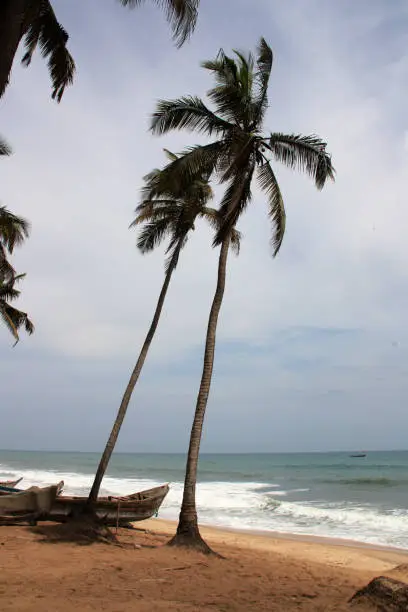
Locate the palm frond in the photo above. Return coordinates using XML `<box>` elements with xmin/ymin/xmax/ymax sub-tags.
<box><xmin>163</xmin><ymin>148</ymin><xmax>178</xmax><ymax>161</ymax></box>
<box><xmin>0</xmin><ymin>249</ymin><xmax>16</xmax><ymax>284</ymax></box>
<box><xmin>0</xmin><ymin>206</ymin><xmax>30</xmax><ymax>253</ymax></box>
<box><xmin>269</xmin><ymin>133</ymin><xmax>335</xmax><ymax>189</ymax></box>
<box><xmin>131</xmin><ymin>201</ymin><xmax>181</xmax><ymax>226</ymax></box>
<box><xmin>151</xmin><ymin>96</ymin><xmax>232</xmax><ymax>136</ymax></box>
<box><xmin>0</xmin><ymin>305</ymin><xmax>19</xmax><ymax>343</ymax></box>
<box><xmin>117</xmin><ymin>0</ymin><xmax>199</xmax><ymax>47</ymax></box>
<box><xmin>0</xmin><ymin>301</ymin><xmax>34</xmax><ymax>345</ymax></box>
<box><xmin>203</xmin><ymin>49</ymin><xmax>255</xmax><ymax>128</ymax></box>
<box><xmin>251</xmin><ymin>38</ymin><xmax>273</xmax><ymax>126</ymax></box>
<box><xmin>147</xmin><ymin>142</ymin><xmax>225</xmax><ymax>198</ymax></box>
<box><xmin>214</xmin><ymin>162</ymin><xmax>255</xmax><ymax>246</ymax></box>
<box><xmin>257</xmin><ymin>161</ymin><xmax>286</xmax><ymax>256</ymax></box>
<box><xmin>136</xmin><ymin>217</ymin><xmax>172</xmax><ymax>253</ymax></box>
<box><xmin>0</xmin><ymin>278</ymin><xmax>20</xmax><ymax>302</ymax></box>
<box><xmin>22</xmin><ymin>1</ymin><xmax>75</xmax><ymax>102</ymax></box>
<box><xmin>230</xmin><ymin>227</ymin><xmax>241</xmax><ymax>255</ymax></box>
<box><xmin>0</xmin><ymin>137</ymin><xmax>12</xmax><ymax>156</ymax></box>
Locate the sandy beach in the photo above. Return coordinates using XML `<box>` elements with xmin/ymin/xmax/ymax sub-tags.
<box><xmin>1</xmin><ymin>518</ymin><xmax>408</xmax><ymax>611</ymax></box>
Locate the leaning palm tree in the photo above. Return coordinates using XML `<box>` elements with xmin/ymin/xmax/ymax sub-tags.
<box><xmin>87</xmin><ymin>151</ymin><xmax>240</xmax><ymax>504</ymax></box>
<box><xmin>0</xmin><ymin>0</ymin><xmax>199</xmax><ymax>101</ymax></box>
<box><xmin>0</xmin><ymin>274</ymin><xmax>34</xmax><ymax>344</ymax></box>
<box><xmin>150</xmin><ymin>38</ymin><xmax>335</xmax><ymax>552</ymax></box>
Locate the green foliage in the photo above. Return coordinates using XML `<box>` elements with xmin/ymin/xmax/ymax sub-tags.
<box><xmin>118</xmin><ymin>0</ymin><xmax>199</xmax><ymax>47</ymax></box>
<box><xmin>0</xmin><ymin>137</ymin><xmax>34</xmax><ymax>344</ymax></box>
<box><xmin>130</xmin><ymin>149</ymin><xmax>240</xmax><ymax>271</ymax></box>
<box><xmin>150</xmin><ymin>38</ymin><xmax>335</xmax><ymax>256</ymax></box>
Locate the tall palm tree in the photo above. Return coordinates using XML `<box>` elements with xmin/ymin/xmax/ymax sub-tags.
<box><xmin>0</xmin><ymin>0</ymin><xmax>199</xmax><ymax>101</ymax></box>
<box><xmin>87</xmin><ymin>151</ymin><xmax>240</xmax><ymax>504</ymax></box>
<box><xmin>149</xmin><ymin>38</ymin><xmax>335</xmax><ymax>551</ymax></box>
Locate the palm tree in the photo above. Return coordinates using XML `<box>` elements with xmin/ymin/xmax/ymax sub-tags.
<box><xmin>0</xmin><ymin>0</ymin><xmax>199</xmax><ymax>101</ymax></box>
<box><xmin>87</xmin><ymin>150</ymin><xmax>240</xmax><ymax>504</ymax></box>
<box><xmin>149</xmin><ymin>38</ymin><xmax>335</xmax><ymax>551</ymax></box>
<box><xmin>0</xmin><ymin>274</ymin><xmax>34</xmax><ymax>344</ymax></box>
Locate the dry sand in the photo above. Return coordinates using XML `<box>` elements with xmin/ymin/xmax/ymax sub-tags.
<box><xmin>1</xmin><ymin>517</ymin><xmax>407</xmax><ymax>611</ymax></box>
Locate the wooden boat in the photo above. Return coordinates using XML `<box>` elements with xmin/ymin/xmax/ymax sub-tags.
<box><xmin>48</xmin><ymin>483</ymin><xmax>170</xmax><ymax>525</ymax></box>
<box><xmin>0</xmin><ymin>482</ymin><xmax>62</xmax><ymax>524</ymax></box>
<box><xmin>0</xmin><ymin>477</ymin><xmax>22</xmax><ymax>488</ymax></box>
<box><xmin>349</xmin><ymin>453</ymin><xmax>366</xmax><ymax>458</ymax></box>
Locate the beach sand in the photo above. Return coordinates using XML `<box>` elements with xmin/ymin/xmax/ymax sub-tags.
<box><xmin>1</xmin><ymin>518</ymin><xmax>407</xmax><ymax>611</ymax></box>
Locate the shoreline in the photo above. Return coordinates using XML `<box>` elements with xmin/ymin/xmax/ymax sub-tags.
<box><xmin>155</xmin><ymin>515</ymin><xmax>408</xmax><ymax>555</ymax></box>
<box><xmin>140</xmin><ymin>517</ymin><xmax>408</xmax><ymax>574</ymax></box>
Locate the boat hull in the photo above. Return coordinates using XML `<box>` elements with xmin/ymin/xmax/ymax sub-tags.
<box><xmin>0</xmin><ymin>483</ymin><xmax>61</xmax><ymax>515</ymax></box>
<box><xmin>0</xmin><ymin>477</ymin><xmax>22</xmax><ymax>488</ymax></box>
<box><xmin>47</xmin><ymin>484</ymin><xmax>170</xmax><ymax>525</ymax></box>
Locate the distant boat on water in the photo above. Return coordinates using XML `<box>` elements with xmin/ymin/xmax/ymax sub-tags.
<box><xmin>349</xmin><ymin>453</ymin><xmax>366</xmax><ymax>458</ymax></box>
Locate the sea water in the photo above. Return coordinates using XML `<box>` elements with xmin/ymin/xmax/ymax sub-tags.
<box><xmin>0</xmin><ymin>450</ymin><xmax>407</xmax><ymax>549</ymax></box>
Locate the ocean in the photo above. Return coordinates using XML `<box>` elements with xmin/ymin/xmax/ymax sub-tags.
<box><xmin>1</xmin><ymin>450</ymin><xmax>407</xmax><ymax>549</ymax></box>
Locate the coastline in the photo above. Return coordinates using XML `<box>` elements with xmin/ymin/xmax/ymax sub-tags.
<box><xmin>140</xmin><ymin>517</ymin><xmax>408</xmax><ymax>573</ymax></box>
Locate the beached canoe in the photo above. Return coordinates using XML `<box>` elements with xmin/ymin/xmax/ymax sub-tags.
<box><xmin>0</xmin><ymin>477</ymin><xmax>22</xmax><ymax>488</ymax></box>
<box><xmin>0</xmin><ymin>482</ymin><xmax>62</xmax><ymax>523</ymax></box>
<box><xmin>48</xmin><ymin>484</ymin><xmax>170</xmax><ymax>525</ymax></box>
<box><xmin>0</xmin><ymin>483</ymin><xmax>169</xmax><ymax>525</ymax></box>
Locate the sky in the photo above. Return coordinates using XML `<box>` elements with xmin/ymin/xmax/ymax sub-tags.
<box><xmin>0</xmin><ymin>0</ymin><xmax>407</xmax><ymax>454</ymax></box>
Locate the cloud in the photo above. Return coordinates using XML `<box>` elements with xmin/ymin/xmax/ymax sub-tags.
<box><xmin>0</xmin><ymin>0</ymin><xmax>407</xmax><ymax>452</ymax></box>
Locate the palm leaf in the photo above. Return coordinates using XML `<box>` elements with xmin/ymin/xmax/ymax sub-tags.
<box><xmin>268</xmin><ymin>133</ymin><xmax>335</xmax><ymax>189</ymax></box>
<box><xmin>204</xmin><ymin>51</ymin><xmax>253</xmax><ymax>127</ymax></box>
<box><xmin>251</xmin><ymin>38</ymin><xmax>273</xmax><ymax>126</ymax></box>
<box><xmin>136</xmin><ymin>217</ymin><xmax>172</xmax><ymax>253</ymax></box>
<box><xmin>117</xmin><ymin>0</ymin><xmax>199</xmax><ymax>47</ymax></box>
<box><xmin>257</xmin><ymin>161</ymin><xmax>286</xmax><ymax>256</ymax></box>
<box><xmin>0</xmin><ymin>206</ymin><xmax>30</xmax><ymax>253</ymax></box>
<box><xmin>147</xmin><ymin>142</ymin><xmax>225</xmax><ymax>198</ymax></box>
<box><xmin>151</xmin><ymin>96</ymin><xmax>232</xmax><ymax>136</ymax></box>
<box><xmin>214</xmin><ymin>162</ymin><xmax>255</xmax><ymax>246</ymax></box>
<box><xmin>0</xmin><ymin>137</ymin><xmax>12</xmax><ymax>156</ymax></box>
<box><xmin>22</xmin><ymin>1</ymin><xmax>75</xmax><ymax>102</ymax></box>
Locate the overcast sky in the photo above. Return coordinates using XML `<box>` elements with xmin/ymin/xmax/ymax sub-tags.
<box><xmin>0</xmin><ymin>0</ymin><xmax>407</xmax><ymax>454</ymax></box>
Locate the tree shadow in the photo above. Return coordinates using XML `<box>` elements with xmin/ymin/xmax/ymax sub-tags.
<box><xmin>28</xmin><ymin>520</ymin><xmax>122</xmax><ymax>547</ymax></box>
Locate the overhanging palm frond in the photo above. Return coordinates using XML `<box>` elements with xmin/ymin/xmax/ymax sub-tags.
<box><xmin>22</xmin><ymin>1</ymin><xmax>75</xmax><ymax>102</ymax></box>
<box><xmin>117</xmin><ymin>0</ymin><xmax>199</xmax><ymax>47</ymax></box>
<box><xmin>0</xmin><ymin>273</ymin><xmax>34</xmax><ymax>345</ymax></box>
<box><xmin>151</xmin><ymin>96</ymin><xmax>232</xmax><ymax>136</ymax></box>
<box><xmin>268</xmin><ymin>133</ymin><xmax>335</xmax><ymax>189</ymax></box>
<box><xmin>0</xmin><ymin>302</ymin><xmax>34</xmax><ymax>345</ymax></box>
<box><xmin>0</xmin><ymin>137</ymin><xmax>12</xmax><ymax>156</ymax></box>
<box><xmin>257</xmin><ymin>161</ymin><xmax>286</xmax><ymax>256</ymax></box>
<box><xmin>0</xmin><ymin>206</ymin><xmax>30</xmax><ymax>253</ymax></box>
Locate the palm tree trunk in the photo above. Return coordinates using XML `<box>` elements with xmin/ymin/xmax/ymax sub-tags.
<box><xmin>0</xmin><ymin>0</ymin><xmax>27</xmax><ymax>98</ymax></box>
<box><xmin>169</xmin><ymin>236</ymin><xmax>230</xmax><ymax>553</ymax></box>
<box><xmin>87</xmin><ymin>242</ymin><xmax>182</xmax><ymax>505</ymax></box>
